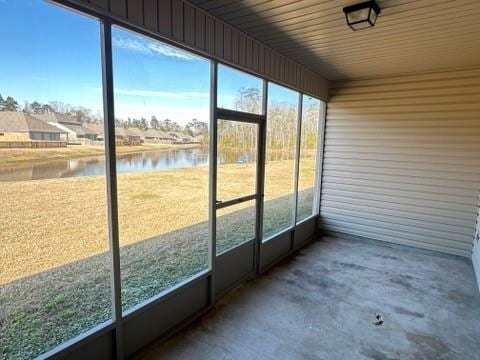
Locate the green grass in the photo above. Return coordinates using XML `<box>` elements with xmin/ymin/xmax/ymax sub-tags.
<box><xmin>46</xmin><ymin>293</ymin><xmax>66</xmax><ymax>310</ymax></box>
<box><xmin>0</xmin><ymin>153</ymin><xmax>316</xmax><ymax>360</ymax></box>
<box><xmin>0</xmin><ymin>190</ymin><xmax>314</xmax><ymax>360</ymax></box>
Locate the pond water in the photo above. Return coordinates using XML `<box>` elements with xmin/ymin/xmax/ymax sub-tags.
<box><xmin>0</xmin><ymin>148</ymin><xmax>206</xmax><ymax>181</ymax></box>
<box><xmin>0</xmin><ymin>148</ymin><xmax>267</xmax><ymax>181</ymax></box>
<box><xmin>0</xmin><ymin>147</ymin><xmax>299</xmax><ymax>181</ymax></box>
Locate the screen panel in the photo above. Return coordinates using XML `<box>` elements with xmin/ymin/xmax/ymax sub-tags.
<box><xmin>217</xmin><ymin>64</ymin><xmax>263</xmax><ymax>115</ymax></box>
<box><xmin>297</xmin><ymin>96</ymin><xmax>323</xmax><ymax>223</ymax></box>
<box><xmin>0</xmin><ymin>2</ymin><xmax>111</xmax><ymax>358</ymax></box>
<box><xmin>262</xmin><ymin>83</ymin><xmax>299</xmax><ymax>240</ymax></box>
<box><xmin>111</xmin><ymin>26</ymin><xmax>211</xmax><ymax>312</ymax></box>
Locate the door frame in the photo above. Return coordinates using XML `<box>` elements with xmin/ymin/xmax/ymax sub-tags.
<box><xmin>209</xmin><ymin>62</ymin><xmax>267</xmax><ymax>301</ymax></box>
<box><xmin>214</xmin><ymin>115</ymin><xmax>261</xmax><ymax>258</ymax></box>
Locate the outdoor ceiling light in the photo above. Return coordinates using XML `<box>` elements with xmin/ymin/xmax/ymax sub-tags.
<box><xmin>343</xmin><ymin>0</ymin><xmax>381</xmax><ymax>31</ymax></box>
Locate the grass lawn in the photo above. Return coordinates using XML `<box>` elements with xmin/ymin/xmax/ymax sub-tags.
<box><xmin>0</xmin><ymin>157</ymin><xmax>316</xmax><ymax>360</ymax></box>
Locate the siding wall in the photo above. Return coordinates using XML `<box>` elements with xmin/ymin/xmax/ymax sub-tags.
<box><xmin>473</xmin><ymin>193</ymin><xmax>480</xmax><ymax>290</ymax></box>
<box><xmin>320</xmin><ymin>68</ymin><xmax>480</xmax><ymax>257</ymax></box>
<box><xmin>56</xmin><ymin>0</ymin><xmax>328</xmax><ymax>99</ymax></box>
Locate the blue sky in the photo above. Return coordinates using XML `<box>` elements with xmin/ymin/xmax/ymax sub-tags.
<box><xmin>0</xmin><ymin>0</ymin><xmax>302</xmax><ymax>125</ymax></box>
<box><xmin>112</xmin><ymin>26</ymin><xmax>211</xmax><ymax>123</ymax></box>
<box><xmin>268</xmin><ymin>82</ymin><xmax>299</xmax><ymax>107</ymax></box>
<box><xmin>0</xmin><ymin>0</ymin><xmax>104</xmax><ymax>116</ymax></box>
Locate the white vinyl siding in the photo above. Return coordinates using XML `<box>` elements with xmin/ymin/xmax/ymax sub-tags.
<box><xmin>320</xmin><ymin>68</ymin><xmax>480</xmax><ymax>257</ymax></box>
<box><xmin>474</xmin><ymin>245</ymin><xmax>480</xmax><ymax>291</ymax></box>
<box><xmin>473</xmin><ymin>194</ymin><xmax>480</xmax><ymax>290</ymax></box>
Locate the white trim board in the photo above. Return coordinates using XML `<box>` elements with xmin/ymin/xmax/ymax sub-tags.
<box><xmin>473</xmin><ymin>245</ymin><xmax>480</xmax><ymax>292</ymax></box>
<box><xmin>472</xmin><ymin>242</ymin><xmax>480</xmax><ymax>291</ymax></box>
<box><xmin>473</xmin><ymin>197</ymin><xmax>480</xmax><ymax>292</ymax></box>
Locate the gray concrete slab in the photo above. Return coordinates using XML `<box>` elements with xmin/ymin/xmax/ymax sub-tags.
<box><xmin>136</xmin><ymin>236</ymin><xmax>480</xmax><ymax>360</ymax></box>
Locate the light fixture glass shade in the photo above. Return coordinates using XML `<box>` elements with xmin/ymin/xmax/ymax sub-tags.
<box><xmin>369</xmin><ymin>8</ymin><xmax>378</xmax><ymax>24</ymax></box>
<box><xmin>343</xmin><ymin>0</ymin><xmax>381</xmax><ymax>31</ymax></box>
<box><xmin>350</xmin><ymin>21</ymin><xmax>375</xmax><ymax>31</ymax></box>
<box><xmin>346</xmin><ymin>8</ymin><xmax>370</xmax><ymax>24</ymax></box>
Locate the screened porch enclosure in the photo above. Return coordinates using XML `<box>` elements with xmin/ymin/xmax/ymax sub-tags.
<box><xmin>0</xmin><ymin>1</ymin><xmax>325</xmax><ymax>359</ymax></box>
<box><xmin>1</xmin><ymin>0</ymin><xmax>479</xmax><ymax>359</ymax></box>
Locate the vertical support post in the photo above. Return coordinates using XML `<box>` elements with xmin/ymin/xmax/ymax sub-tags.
<box><xmin>254</xmin><ymin>80</ymin><xmax>268</xmax><ymax>274</ymax></box>
<box><xmin>292</xmin><ymin>93</ymin><xmax>303</xmax><ymax>246</ymax></box>
<box><xmin>314</xmin><ymin>100</ymin><xmax>327</xmax><ymax>216</ymax></box>
<box><xmin>208</xmin><ymin>60</ymin><xmax>218</xmax><ymax>304</ymax></box>
<box><xmin>101</xmin><ymin>20</ymin><xmax>123</xmax><ymax>360</ymax></box>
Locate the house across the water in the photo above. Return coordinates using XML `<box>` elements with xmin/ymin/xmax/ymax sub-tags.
<box><xmin>143</xmin><ymin>128</ymin><xmax>175</xmax><ymax>143</ymax></box>
<box><xmin>111</xmin><ymin>127</ymin><xmax>143</xmax><ymax>145</ymax></box>
<box><xmin>84</xmin><ymin>123</ymin><xmax>105</xmax><ymax>141</ymax></box>
<box><xmin>0</xmin><ymin>111</ymin><xmax>65</xmax><ymax>141</ymax></box>
<box><xmin>34</xmin><ymin>112</ymin><xmax>99</xmax><ymax>143</ymax></box>
<box><xmin>85</xmin><ymin>123</ymin><xmax>129</xmax><ymax>142</ymax></box>
<box><xmin>168</xmin><ymin>132</ymin><xmax>195</xmax><ymax>144</ymax></box>
<box><xmin>124</xmin><ymin>127</ymin><xmax>144</xmax><ymax>144</ymax></box>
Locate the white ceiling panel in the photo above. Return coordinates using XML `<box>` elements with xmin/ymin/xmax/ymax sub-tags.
<box><xmin>190</xmin><ymin>0</ymin><xmax>480</xmax><ymax>80</ymax></box>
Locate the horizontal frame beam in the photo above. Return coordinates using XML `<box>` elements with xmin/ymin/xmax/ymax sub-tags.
<box><xmin>216</xmin><ymin>194</ymin><xmax>258</xmax><ymax>209</ymax></box>
<box><xmin>216</xmin><ymin>108</ymin><xmax>266</xmax><ymax>123</ymax></box>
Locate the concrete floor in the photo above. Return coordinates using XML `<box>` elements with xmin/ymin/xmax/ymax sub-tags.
<box><xmin>137</xmin><ymin>236</ymin><xmax>480</xmax><ymax>360</ymax></box>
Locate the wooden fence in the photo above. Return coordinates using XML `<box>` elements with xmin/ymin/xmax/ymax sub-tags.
<box><xmin>0</xmin><ymin>141</ymin><xmax>67</xmax><ymax>149</ymax></box>
<box><xmin>117</xmin><ymin>139</ymin><xmax>142</xmax><ymax>146</ymax></box>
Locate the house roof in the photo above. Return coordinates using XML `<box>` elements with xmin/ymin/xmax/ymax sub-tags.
<box><xmin>124</xmin><ymin>127</ymin><xmax>144</xmax><ymax>137</ymax></box>
<box><xmin>84</xmin><ymin>123</ymin><xmax>105</xmax><ymax>136</ymax></box>
<box><xmin>0</xmin><ymin>111</ymin><xmax>65</xmax><ymax>134</ymax></box>
<box><xmin>62</xmin><ymin>123</ymin><xmax>98</xmax><ymax>136</ymax></box>
<box><xmin>88</xmin><ymin>125</ymin><xmax>175</xmax><ymax>139</ymax></box>
<box><xmin>114</xmin><ymin>127</ymin><xmax>127</xmax><ymax>137</ymax></box>
<box><xmin>143</xmin><ymin>128</ymin><xmax>159</xmax><ymax>137</ymax></box>
<box><xmin>169</xmin><ymin>131</ymin><xmax>193</xmax><ymax>140</ymax></box>
<box><xmin>34</xmin><ymin>113</ymin><xmax>98</xmax><ymax>136</ymax></box>
<box><xmin>107</xmin><ymin>127</ymin><xmax>144</xmax><ymax>138</ymax></box>
<box><xmin>34</xmin><ymin>112</ymin><xmax>81</xmax><ymax>126</ymax></box>
<box><xmin>114</xmin><ymin>127</ymin><xmax>143</xmax><ymax>137</ymax></box>
<box><xmin>144</xmin><ymin>128</ymin><xmax>173</xmax><ymax>138</ymax></box>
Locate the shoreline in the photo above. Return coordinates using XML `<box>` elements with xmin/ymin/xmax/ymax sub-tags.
<box><xmin>0</xmin><ymin>143</ymin><xmax>202</xmax><ymax>167</ymax></box>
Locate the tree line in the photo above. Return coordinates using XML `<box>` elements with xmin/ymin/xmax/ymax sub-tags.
<box><xmin>0</xmin><ymin>93</ymin><xmax>101</xmax><ymax>123</ymax></box>
<box><xmin>218</xmin><ymin>87</ymin><xmax>321</xmax><ymax>154</ymax></box>
<box><xmin>0</xmin><ymin>94</ymin><xmax>20</xmax><ymax>112</ymax></box>
<box><xmin>0</xmin><ymin>93</ymin><xmax>209</xmax><ymax>139</ymax></box>
<box><xmin>1</xmin><ymin>88</ymin><xmax>320</xmax><ymax>150</ymax></box>
<box><xmin>115</xmin><ymin>116</ymin><xmax>208</xmax><ymax>138</ymax></box>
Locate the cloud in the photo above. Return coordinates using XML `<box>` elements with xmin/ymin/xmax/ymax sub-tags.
<box><xmin>114</xmin><ymin>103</ymin><xmax>209</xmax><ymax>125</ymax></box>
<box><xmin>112</xmin><ymin>35</ymin><xmax>197</xmax><ymax>61</ymax></box>
<box><xmin>113</xmin><ymin>88</ymin><xmax>208</xmax><ymax>100</ymax></box>
<box><xmin>84</xmin><ymin>87</ymin><xmax>210</xmax><ymax>122</ymax></box>
<box><xmin>86</xmin><ymin>86</ymin><xmax>208</xmax><ymax>100</ymax></box>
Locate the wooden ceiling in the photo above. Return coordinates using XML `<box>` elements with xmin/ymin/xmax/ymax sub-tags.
<box><xmin>190</xmin><ymin>0</ymin><xmax>480</xmax><ymax>80</ymax></box>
